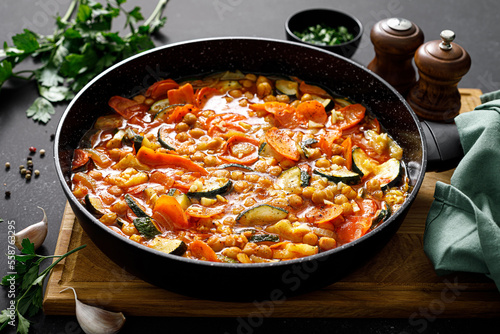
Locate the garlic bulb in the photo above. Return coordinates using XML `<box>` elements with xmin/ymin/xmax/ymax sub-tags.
<box><xmin>14</xmin><ymin>206</ymin><xmax>48</xmax><ymax>250</ymax></box>
<box><xmin>60</xmin><ymin>287</ymin><xmax>126</xmax><ymax>334</ymax></box>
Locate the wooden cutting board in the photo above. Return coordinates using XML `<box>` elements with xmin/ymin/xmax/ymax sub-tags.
<box><xmin>43</xmin><ymin>89</ymin><xmax>500</xmax><ymax>317</ymax></box>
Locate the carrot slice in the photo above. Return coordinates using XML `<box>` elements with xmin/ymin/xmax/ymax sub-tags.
<box><xmin>145</xmin><ymin>79</ymin><xmax>179</xmax><ymax>100</ymax></box>
<box><xmin>219</xmin><ymin>134</ymin><xmax>260</xmax><ymax>165</ymax></box>
<box><xmin>152</xmin><ymin>195</ymin><xmax>189</xmax><ymax>230</ymax></box>
<box><xmin>167</xmin><ymin>83</ymin><xmax>195</xmax><ymax>105</ymax></box>
<box><xmin>334</xmin><ymin>104</ymin><xmax>366</xmax><ymax>130</ymax></box>
<box><xmin>137</xmin><ymin>146</ymin><xmax>208</xmax><ymax>175</ymax></box>
<box><xmin>265</xmin><ymin>127</ymin><xmax>300</xmax><ymax>161</ymax></box>
<box><xmin>108</xmin><ymin>96</ymin><xmax>148</xmax><ymax>119</ymax></box>
<box><xmin>305</xmin><ymin>204</ymin><xmax>343</xmax><ymax>224</ymax></box>
<box><xmin>189</xmin><ymin>240</ymin><xmax>220</xmax><ymax>262</ymax></box>
<box><xmin>299</xmin><ymin>81</ymin><xmax>331</xmax><ymax>99</ymax></box>
<box><xmin>149</xmin><ymin>171</ymin><xmax>174</xmax><ymax>188</ymax></box>
<box><xmin>296</xmin><ymin>100</ymin><xmax>328</xmax><ymax>124</ymax></box>
<box><xmin>319</xmin><ymin>128</ymin><xmax>342</xmax><ymax>157</ymax></box>
<box><xmin>167</xmin><ymin>104</ymin><xmax>198</xmax><ymax>124</ymax></box>
<box><xmin>250</xmin><ymin>102</ymin><xmax>299</xmax><ymax>128</ymax></box>
<box><xmin>341</xmin><ymin>137</ymin><xmax>352</xmax><ymax>170</ymax></box>
<box><xmin>195</xmin><ymin>87</ymin><xmax>219</xmax><ymax>108</ymax></box>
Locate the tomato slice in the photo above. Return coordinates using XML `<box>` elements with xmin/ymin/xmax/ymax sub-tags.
<box><xmin>334</xmin><ymin>104</ymin><xmax>366</xmax><ymax>130</ymax></box>
<box><xmin>336</xmin><ymin>216</ymin><xmax>372</xmax><ymax>244</ymax></box>
<box><xmin>72</xmin><ymin>149</ymin><xmax>91</xmax><ymax>170</ymax></box>
<box><xmin>145</xmin><ymin>79</ymin><xmax>179</xmax><ymax>100</ymax></box>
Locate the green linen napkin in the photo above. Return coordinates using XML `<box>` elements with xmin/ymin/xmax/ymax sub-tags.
<box><xmin>424</xmin><ymin>90</ymin><xmax>500</xmax><ymax>290</ymax></box>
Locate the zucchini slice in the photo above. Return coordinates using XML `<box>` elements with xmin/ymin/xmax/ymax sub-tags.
<box><xmin>276</xmin><ymin>166</ymin><xmax>302</xmax><ymax>191</ymax></box>
<box><xmin>373</xmin><ymin>158</ymin><xmax>402</xmax><ymax>190</ymax></box>
<box><xmin>150</xmin><ymin>236</ymin><xmax>187</xmax><ymax>256</ymax></box>
<box><xmin>313</xmin><ymin>168</ymin><xmax>361</xmax><ymax>185</ymax></box>
<box><xmin>300</xmin><ymin>170</ymin><xmax>311</xmax><ymax>187</ymax></box>
<box><xmin>258</xmin><ymin>142</ymin><xmax>282</xmax><ymax>160</ymax></box>
<box><xmin>157</xmin><ymin>126</ymin><xmax>176</xmax><ymax>151</ymax></box>
<box><xmin>187</xmin><ymin>178</ymin><xmax>232</xmax><ymax>198</ymax></box>
<box><xmin>149</xmin><ymin>98</ymin><xmax>170</xmax><ymax>114</ymax></box>
<box><xmin>219</xmin><ymin>163</ymin><xmax>254</xmax><ymax>172</ymax></box>
<box><xmin>275</xmin><ymin>79</ymin><xmax>298</xmax><ymax>96</ymax></box>
<box><xmin>166</xmin><ymin>188</ymin><xmax>192</xmax><ymax>210</ymax></box>
<box><xmin>133</xmin><ymin>134</ymin><xmax>144</xmax><ymax>152</ymax></box>
<box><xmin>133</xmin><ymin>216</ymin><xmax>161</xmax><ymax>239</ymax></box>
<box><xmin>236</xmin><ymin>204</ymin><xmax>288</xmax><ymax>226</ymax></box>
<box><xmin>124</xmin><ymin>194</ymin><xmax>149</xmax><ymax>218</ymax></box>
<box><xmin>351</xmin><ymin>146</ymin><xmax>375</xmax><ymax>177</ymax></box>
<box><xmin>372</xmin><ymin>201</ymin><xmax>391</xmax><ymax>227</ymax></box>
<box><xmin>248</xmin><ymin>233</ymin><xmax>280</xmax><ymax>243</ymax></box>
<box><xmin>300</xmin><ymin>138</ymin><xmax>318</xmax><ymax>159</ymax></box>
<box><xmin>84</xmin><ymin>194</ymin><xmax>105</xmax><ymax>218</ymax></box>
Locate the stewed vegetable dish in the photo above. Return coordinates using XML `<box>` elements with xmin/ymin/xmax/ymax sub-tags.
<box><xmin>71</xmin><ymin>70</ymin><xmax>409</xmax><ymax>263</ymax></box>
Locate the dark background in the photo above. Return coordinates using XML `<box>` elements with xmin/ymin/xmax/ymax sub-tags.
<box><xmin>1</xmin><ymin>0</ymin><xmax>499</xmax><ymax>333</ymax></box>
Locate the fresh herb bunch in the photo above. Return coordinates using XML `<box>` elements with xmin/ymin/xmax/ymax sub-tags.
<box><xmin>0</xmin><ymin>239</ymin><xmax>86</xmax><ymax>334</ymax></box>
<box><xmin>294</xmin><ymin>24</ymin><xmax>353</xmax><ymax>46</ymax></box>
<box><xmin>0</xmin><ymin>0</ymin><xmax>168</xmax><ymax>123</ymax></box>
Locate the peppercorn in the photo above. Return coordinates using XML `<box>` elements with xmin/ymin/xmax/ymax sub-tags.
<box><xmin>27</xmin><ymin>160</ymin><xmax>33</xmax><ymax>167</ymax></box>
<box><xmin>5</xmin><ymin>191</ymin><xmax>11</xmax><ymax>198</ymax></box>
<box><xmin>19</xmin><ymin>164</ymin><xmax>25</xmax><ymax>170</ymax></box>
<box><xmin>34</xmin><ymin>170</ymin><xmax>40</xmax><ymax>177</ymax></box>
<box><xmin>40</xmin><ymin>149</ymin><xmax>46</xmax><ymax>156</ymax></box>
<box><xmin>29</xmin><ymin>146</ymin><xmax>37</xmax><ymax>153</ymax></box>
<box><xmin>25</xmin><ymin>174</ymin><xmax>31</xmax><ymax>180</ymax></box>
<box><xmin>20</xmin><ymin>168</ymin><xmax>27</xmax><ymax>175</ymax></box>
<box><xmin>5</xmin><ymin>162</ymin><xmax>10</xmax><ymax>169</ymax></box>
<box><xmin>50</xmin><ymin>134</ymin><xmax>55</xmax><ymax>141</ymax></box>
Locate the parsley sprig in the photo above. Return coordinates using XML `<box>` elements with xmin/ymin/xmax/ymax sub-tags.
<box><xmin>294</xmin><ymin>24</ymin><xmax>354</xmax><ymax>46</ymax></box>
<box><xmin>0</xmin><ymin>0</ymin><xmax>168</xmax><ymax>123</ymax></box>
<box><xmin>0</xmin><ymin>239</ymin><xmax>86</xmax><ymax>334</ymax></box>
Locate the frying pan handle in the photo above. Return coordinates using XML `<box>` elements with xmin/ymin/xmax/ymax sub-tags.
<box><xmin>421</xmin><ymin>120</ymin><xmax>464</xmax><ymax>172</ymax></box>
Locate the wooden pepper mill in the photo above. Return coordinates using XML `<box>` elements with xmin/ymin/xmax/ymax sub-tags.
<box><xmin>408</xmin><ymin>30</ymin><xmax>471</xmax><ymax>122</ymax></box>
<box><xmin>368</xmin><ymin>18</ymin><xmax>424</xmax><ymax>95</ymax></box>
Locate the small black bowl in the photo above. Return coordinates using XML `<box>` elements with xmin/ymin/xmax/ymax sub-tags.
<box><xmin>285</xmin><ymin>8</ymin><xmax>363</xmax><ymax>58</ymax></box>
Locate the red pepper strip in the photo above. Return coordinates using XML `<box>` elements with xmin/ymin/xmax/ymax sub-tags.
<box><xmin>249</xmin><ymin>102</ymin><xmax>299</xmax><ymax>128</ymax></box>
<box><xmin>72</xmin><ymin>149</ymin><xmax>91</xmax><ymax>170</ymax></box>
<box><xmin>334</xmin><ymin>104</ymin><xmax>366</xmax><ymax>130</ymax></box>
<box><xmin>108</xmin><ymin>96</ymin><xmax>148</xmax><ymax>119</ymax></box>
<box><xmin>152</xmin><ymin>195</ymin><xmax>190</xmax><ymax>230</ymax></box>
<box><xmin>167</xmin><ymin>104</ymin><xmax>198</xmax><ymax>124</ymax></box>
<box><xmin>168</xmin><ymin>83</ymin><xmax>195</xmax><ymax>105</ymax></box>
<box><xmin>336</xmin><ymin>216</ymin><xmax>372</xmax><ymax>244</ymax></box>
<box><xmin>195</xmin><ymin>87</ymin><xmax>219</xmax><ymax>109</ymax></box>
<box><xmin>319</xmin><ymin>128</ymin><xmax>343</xmax><ymax>158</ymax></box>
<box><xmin>189</xmin><ymin>240</ymin><xmax>220</xmax><ymax>262</ymax></box>
<box><xmin>219</xmin><ymin>135</ymin><xmax>260</xmax><ymax>165</ymax></box>
<box><xmin>341</xmin><ymin>137</ymin><xmax>353</xmax><ymax>170</ymax></box>
<box><xmin>145</xmin><ymin>79</ymin><xmax>179</xmax><ymax>100</ymax></box>
<box><xmin>296</xmin><ymin>100</ymin><xmax>328</xmax><ymax>125</ymax></box>
<box><xmin>265</xmin><ymin>127</ymin><xmax>300</xmax><ymax>161</ymax></box>
<box><xmin>136</xmin><ymin>146</ymin><xmax>208</xmax><ymax>175</ymax></box>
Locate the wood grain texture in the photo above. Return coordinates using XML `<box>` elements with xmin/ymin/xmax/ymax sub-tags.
<box><xmin>43</xmin><ymin>89</ymin><xmax>500</xmax><ymax>317</ymax></box>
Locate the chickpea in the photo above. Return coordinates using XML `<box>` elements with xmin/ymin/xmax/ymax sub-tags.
<box><xmin>230</xmin><ymin>170</ymin><xmax>244</xmax><ymax>180</ymax></box>
<box><xmin>191</xmin><ymin>151</ymin><xmax>206</xmax><ymax>162</ymax></box>
<box><xmin>341</xmin><ymin>202</ymin><xmax>353</xmax><ymax>215</ymax></box>
<box><xmin>276</xmin><ymin>94</ymin><xmax>290</xmax><ymax>103</ymax></box>
<box><xmin>267</xmin><ymin>165</ymin><xmax>282</xmax><ymax>177</ymax></box>
<box><xmin>229</xmin><ymin>89</ymin><xmax>243</xmax><ymax>98</ymax></box>
<box><xmin>108</xmin><ymin>185</ymin><xmax>124</xmax><ymax>196</ymax></box>
<box><xmin>245</xmin><ymin>73</ymin><xmax>257</xmax><ymax>81</ymax></box>
<box><xmin>257</xmin><ymin>176</ymin><xmax>273</xmax><ymax>189</ymax></box>
<box><xmin>144</xmin><ymin>98</ymin><xmax>154</xmax><ymax>106</ymax></box>
<box><xmin>279</xmin><ymin>159</ymin><xmax>295</xmax><ymax>170</ymax></box>
<box><xmin>110</xmin><ymin>200</ymin><xmax>128</xmax><ymax>214</ymax></box>
<box><xmin>271</xmin><ymin>197</ymin><xmax>288</xmax><ymax>208</ymax></box>
<box><xmin>233</xmin><ymin>180</ymin><xmax>250</xmax><ymax>193</ymax></box>
<box><xmin>221</xmin><ymin>246</ymin><xmax>241</xmax><ymax>259</ymax></box>
<box><xmin>207</xmin><ymin>235</ymin><xmax>224</xmax><ymax>252</ymax></box>
<box><xmin>212</xmin><ymin>169</ymin><xmax>230</xmax><ymax>178</ymax></box>
<box><xmin>239</xmin><ymin>99</ymin><xmax>248</xmax><ymax>107</ymax></box>
<box><xmin>341</xmin><ymin>185</ymin><xmax>357</xmax><ymax>200</ymax></box>
<box><xmin>175</xmin><ymin>122</ymin><xmax>189</xmax><ymax>132</ymax></box>
<box><xmin>244</xmin><ymin>174</ymin><xmax>260</xmax><ymax>183</ymax></box>
<box><xmin>366</xmin><ymin>178</ymin><xmax>381</xmax><ymax>192</ymax></box>
<box><xmin>300</xmin><ymin>93</ymin><xmax>312</xmax><ymax>102</ymax></box>
<box><xmin>303</xmin><ymin>232</ymin><xmax>319</xmax><ymax>246</ymax></box>
<box><xmin>237</xmin><ymin>252</ymin><xmax>251</xmax><ymax>263</ymax></box>
<box><xmin>372</xmin><ymin>190</ymin><xmax>384</xmax><ymax>200</ymax></box>
<box><xmin>133</xmin><ymin>95</ymin><xmax>145</xmax><ymax>104</ymax></box>
<box><xmin>244</xmin><ymin>197</ymin><xmax>257</xmax><ymax>207</ymax></box>
<box><xmin>263</xmin><ymin>95</ymin><xmax>277</xmax><ymax>102</ymax></box>
<box><xmin>256</xmin><ymin>245</ymin><xmax>272</xmax><ymax>259</ymax></box>
<box><xmin>88</xmin><ymin>170</ymin><xmax>103</xmax><ymax>181</ymax></box>
<box><xmin>243</xmin><ymin>242</ymin><xmax>258</xmax><ymax>256</ymax></box>
<box><xmin>334</xmin><ymin>194</ymin><xmax>349</xmax><ymax>205</ymax></box>
<box><xmin>206</xmin><ymin>137</ymin><xmax>224</xmax><ymax>150</ymax></box>
<box><xmin>203</xmin><ymin>155</ymin><xmax>218</xmax><ymax>167</ymax></box>
<box><xmin>331</xmin><ymin>144</ymin><xmax>344</xmax><ymax>155</ymax></box>
<box><xmin>302</xmin><ymin>186</ymin><xmax>315</xmax><ymax>199</ymax></box>
<box><xmin>257</xmin><ymin>82</ymin><xmax>272</xmax><ymax>98</ymax></box>
<box><xmin>240</xmin><ymin>79</ymin><xmax>254</xmax><ymax>88</ymax></box>
<box><xmin>122</xmin><ymin>223</ymin><xmax>138</xmax><ymax>236</ymax></box>
<box><xmin>312</xmin><ymin>190</ymin><xmax>326</xmax><ymax>205</ymax></box>
<box><xmin>175</xmin><ymin>132</ymin><xmax>189</xmax><ymax>142</ymax></box>
<box><xmin>182</xmin><ymin>113</ymin><xmax>197</xmax><ymax>125</ymax></box>
<box><xmin>287</xmin><ymin>194</ymin><xmax>303</xmax><ymax>208</ymax></box>
<box><xmin>290</xmin><ymin>100</ymin><xmax>300</xmax><ymax>108</ymax></box>
<box><xmin>331</xmin><ymin>155</ymin><xmax>346</xmax><ymax>166</ymax></box>
<box><xmin>319</xmin><ymin>237</ymin><xmax>337</xmax><ymax>251</ymax></box>
<box><xmin>244</xmin><ymin>91</ymin><xmax>254</xmax><ymax>100</ymax></box>
<box><xmin>315</xmin><ymin>158</ymin><xmax>331</xmax><ymax>168</ymax></box>
<box><xmin>99</xmin><ymin>212</ymin><xmax>117</xmax><ymax>226</ymax></box>
<box><xmin>189</xmin><ymin>128</ymin><xmax>205</xmax><ymax>139</ymax></box>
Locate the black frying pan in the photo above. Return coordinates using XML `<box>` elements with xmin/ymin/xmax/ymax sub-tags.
<box><xmin>55</xmin><ymin>37</ymin><xmax>459</xmax><ymax>301</ymax></box>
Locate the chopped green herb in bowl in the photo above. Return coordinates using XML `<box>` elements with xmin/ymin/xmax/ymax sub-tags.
<box><xmin>294</xmin><ymin>24</ymin><xmax>354</xmax><ymax>46</ymax></box>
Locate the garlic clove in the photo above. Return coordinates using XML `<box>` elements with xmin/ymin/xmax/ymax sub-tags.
<box><xmin>14</xmin><ymin>206</ymin><xmax>48</xmax><ymax>250</ymax></box>
<box><xmin>60</xmin><ymin>287</ymin><xmax>126</xmax><ymax>334</ymax></box>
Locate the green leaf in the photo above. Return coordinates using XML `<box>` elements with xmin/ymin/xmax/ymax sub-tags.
<box><xmin>63</xmin><ymin>28</ymin><xmax>82</xmax><ymax>40</ymax></box>
<box><xmin>36</xmin><ymin>66</ymin><xmax>64</xmax><ymax>87</ymax></box>
<box><xmin>0</xmin><ymin>60</ymin><xmax>13</xmax><ymax>86</ymax></box>
<box><xmin>0</xmin><ymin>218</ymin><xmax>3</xmax><ymax>222</ymax></box>
<box><xmin>0</xmin><ymin>309</ymin><xmax>10</xmax><ymax>324</ymax></box>
<box><xmin>128</xmin><ymin>6</ymin><xmax>144</xmax><ymax>23</ymax></box>
<box><xmin>20</xmin><ymin>265</ymin><xmax>39</xmax><ymax>291</ymax></box>
<box><xmin>1</xmin><ymin>273</ymin><xmax>18</xmax><ymax>286</ymax></box>
<box><xmin>77</xmin><ymin>4</ymin><xmax>92</xmax><ymax>22</ymax></box>
<box><xmin>26</xmin><ymin>97</ymin><xmax>55</xmax><ymax>123</ymax></box>
<box><xmin>16</xmin><ymin>311</ymin><xmax>30</xmax><ymax>334</ymax></box>
<box><xmin>39</xmin><ymin>85</ymin><xmax>74</xmax><ymax>102</ymax></box>
<box><xmin>116</xmin><ymin>0</ymin><xmax>127</xmax><ymax>4</ymax></box>
<box><xmin>20</xmin><ymin>239</ymin><xmax>35</xmax><ymax>255</ymax></box>
<box><xmin>12</xmin><ymin>29</ymin><xmax>39</xmax><ymax>53</ymax></box>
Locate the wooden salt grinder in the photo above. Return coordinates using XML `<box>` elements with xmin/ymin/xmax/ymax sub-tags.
<box><xmin>408</xmin><ymin>30</ymin><xmax>471</xmax><ymax>122</ymax></box>
<box><xmin>368</xmin><ymin>18</ymin><xmax>424</xmax><ymax>95</ymax></box>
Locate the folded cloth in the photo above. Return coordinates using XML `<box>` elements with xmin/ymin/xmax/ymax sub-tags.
<box><xmin>424</xmin><ymin>90</ymin><xmax>500</xmax><ymax>291</ymax></box>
